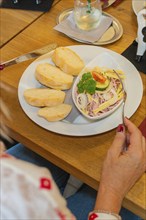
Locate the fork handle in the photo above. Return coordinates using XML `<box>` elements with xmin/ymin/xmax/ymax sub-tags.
<box><xmin>36</xmin><ymin>0</ymin><xmax>42</xmax><ymax>4</ymax></box>
<box><xmin>12</xmin><ymin>0</ymin><xmax>19</xmax><ymax>3</ymax></box>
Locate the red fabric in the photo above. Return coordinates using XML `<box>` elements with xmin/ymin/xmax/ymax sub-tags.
<box><xmin>89</xmin><ymin>213</ymin><xmax>99</xmax><ymax>220</ymax></box>
<box><xmin>139</xmin><ymin>118</ymin><xmax>146</xmax><ymax>138</ymax></box>
<box><xmin>56</xmin><ymin>210</ymin><xmax>66</xmax><ymax>220</ymax></box>
<box><xmin>0</xmin><ymin>153</ymin><xmax>13</xmax><ymax>158</ymax></box>
<box><xmin>40</xmin><ymin>177</ymin><xmax>52</xmax><ymax>190</ymax></box>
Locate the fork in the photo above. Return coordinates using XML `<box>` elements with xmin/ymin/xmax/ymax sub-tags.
<box><xmin>113</xmin><ymin>69</ymin><xmax>128</xmax><ymax>150</ymax></box>
<box><xmin>113</xmin><ymin>69</ymin><xmax>127</xmax><ymax>126</ymax></box>
<box><xmin>12</xmin><ymin>0</ymin><xmax>42</xmax><ymax>4</ymax></box>
<box><xmin>35</xmin><ymin>0</ymin><xmax>42</xmax><ymax>4</ymax></box>
<box><xmin>12</xmin><ymin>0</ymin><xmax>19</xmax><ymax>3</ymax></box>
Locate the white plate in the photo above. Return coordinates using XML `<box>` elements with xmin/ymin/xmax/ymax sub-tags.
<box><xmin>132</xmin><ymin>0</ymin><xmax>146</xmax><ymax>15</ymax></box>
<box><xmin>18</xmin><ymin>45</ymin><xmax>143</xmax><ymax>136</ymax></box>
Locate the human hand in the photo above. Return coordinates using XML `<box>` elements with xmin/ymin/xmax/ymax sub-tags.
<box><xmin>95</xmin><ymin>118</ymin><xmax>146</xmax><ymax>213</ymax></box>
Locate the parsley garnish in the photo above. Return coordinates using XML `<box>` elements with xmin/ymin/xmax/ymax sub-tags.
<box><xmin>77</xmin><ymin>72</ymin><xmax>96</xmax><ymax>95</ymax></box>
<box><xmin>87</xmin><ymin>0</ymin><xmax>92</xmax><ymax>13</ymax></box>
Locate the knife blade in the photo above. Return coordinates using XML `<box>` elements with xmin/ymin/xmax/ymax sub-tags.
<box><xmin>0</xmin><ymin>43</ymin><xmax>57</xmax><ymax>70</ymax></box>
<box><xmin>101</xmin><ymin>0</ymin><xmax>117</xmax><ymax>9</ymax></box>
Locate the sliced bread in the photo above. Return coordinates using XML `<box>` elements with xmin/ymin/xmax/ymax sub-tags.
<box><xmin>52</xmin><ymin>47</ymin><xmax>85</xmax><ymax>76</ymax></box>
<box><xmin>35</xmin><ymin>63</ymin><xmax>73</xmax><ymax>90</ymax></box>
<box><xmin>24</xmin><ymin>88</ymin><xmax>65</xmax><ymax>107</ymax></box>
<box><xmin>38</xmin><ymin>104</ymin><xmax>72</xmax><ymax>122</ymax></box>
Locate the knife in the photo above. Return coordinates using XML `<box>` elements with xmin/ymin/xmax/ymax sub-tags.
<box><xmin>112</xmin><ymin>0</ymin><xmax>123</xmax><ymax>7</ymax></box>
<box><xmin>0</xmin><ymin>43</ymin><xmax>57</xmax><ymax>70</ymax></box>
<box><xmin>101</xmin><ymin>0</ymin><xmax>117</xmax><ymax>9</ymax></box>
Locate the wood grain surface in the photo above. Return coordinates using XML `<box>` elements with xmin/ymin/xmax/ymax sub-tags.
<box><xmin>0</xmin><ymin>0</ymin><xmax>146</xmax><ymax>218</ymax></box>
<box><xmin>0</xmin><ymin>0</ymin><xmax>61</xmax><ymax>47</ymax></box>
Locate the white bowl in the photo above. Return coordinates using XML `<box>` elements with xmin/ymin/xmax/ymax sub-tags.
<box><xmin>72</xmin><ymin>52</ymin><xmax>124</xmax><ymax>121</ymax></box>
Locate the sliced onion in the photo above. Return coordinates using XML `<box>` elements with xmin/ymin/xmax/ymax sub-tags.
<box><xmin>76</xmin><ymin>93</ymin><xmax>88</xmax><ymax>110</ymax></box>
<box><xmin>103</xmin><ymin>92</ymin><xmax>112</xmax><ymax>101</ymax></box>
<box><xmin>110</xmin><ymin>89</ymin><xmax>118</xmax><ymax>103</ymax></box>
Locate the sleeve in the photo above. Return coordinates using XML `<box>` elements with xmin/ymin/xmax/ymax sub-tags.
<box><xmin>0</xmin><ymin>154</ymin><xmax>76</xmax><ymax>220</ymax></box>
<box><xmin>88</xmin><ymin>211</ymin><xmax>122</xmax><ymax>220</ymax></box>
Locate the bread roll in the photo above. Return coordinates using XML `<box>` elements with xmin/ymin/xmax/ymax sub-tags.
<box><xmin>52</xmin><ymin>47</ymin><xmax>85</xmax><ymax>76</ymax></box>
<box><xmin>35</xmin><ymin>63</ymin><xmax>73</xmax><ymax>90</ymax></box>
<box><xmin>38</xmin><ymin>104</ymin><xmax>72</xmax><ymax>122</ymax></box>
<box><xmin>24</xmin><ymin>88</ymin><xmax>65</xmax><ymax>107</ymax></box>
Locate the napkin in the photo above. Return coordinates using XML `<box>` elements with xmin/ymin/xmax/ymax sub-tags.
<box><xmin>63</xmin><ymin>175</ymin><xmax>83</xmax><ymax>199</ymax></box>
<box><xmin>54</xmin><ymin>12</ymin><xmax>113</xmax><ymax>43</ymax></box>
<box><xmin>122</xmin><ymin>40</ymin><xmax>146</xmax><ymax>74</ymax></box>
<box><xmin>0</xmin><ymin>0</ymin><xmax>54</xmax><ymax>12</ymax></box>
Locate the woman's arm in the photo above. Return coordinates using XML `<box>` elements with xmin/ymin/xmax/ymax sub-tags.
<box><xmin>92</xmin><ymin>118</ymin><xmax>146</xmax><ymax>217</ymax></box>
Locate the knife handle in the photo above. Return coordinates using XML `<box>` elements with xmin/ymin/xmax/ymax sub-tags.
<box><xmin>0</xmin><ymin>64</ymin><xmax>5</xmax><ymax>71</ymax></box>
<box><xmin>0</xmin><ymin>59</ymin><xmax>17</xmax><ymax>70</ymax></box>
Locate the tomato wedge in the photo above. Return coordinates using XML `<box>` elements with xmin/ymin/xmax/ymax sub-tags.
<box><xmin>92</xmin><ymin>71</ymin><xmax>106</xmax><ymax>83</ymax></box>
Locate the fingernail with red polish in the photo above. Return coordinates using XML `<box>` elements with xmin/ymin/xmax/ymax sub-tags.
<box><xmin>117</xmin><ymin>124</ymin><xmax>124</xmax><ymax>132</ymax></box>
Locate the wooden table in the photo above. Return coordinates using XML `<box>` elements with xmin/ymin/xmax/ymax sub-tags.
<box><xmin>0</xmin><ymin>0</ymin><xmax>61</xmax><ymax>47</ymax></box>
<box><xmin>0</xmin><ymin>0</ymin><xmax>146</xmax><ymax>218</ymax></box>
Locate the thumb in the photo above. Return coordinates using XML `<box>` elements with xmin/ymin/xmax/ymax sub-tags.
<box><xmin>110</xmin><ymin>124</ymin><xmax>126</xmax><ymax>156</ymax></box>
